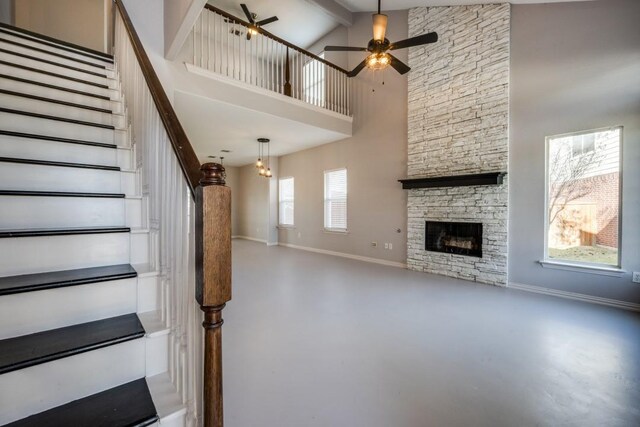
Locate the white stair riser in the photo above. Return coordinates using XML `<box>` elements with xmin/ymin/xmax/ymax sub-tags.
<box><xmin>146</xmin><ymin>333</ymin><xmax>169</xmax><ymax>377</ymax></box>
<box><xmin>0</xmin><ymin>31</ymin><xmax>114</xmax><ymax>67</ymax></box>
<box><xmin>0</xmin><ymin>233</ymin><xmax>130</xmax><ymax>276</ymax></box>
<box><xmin>0</xmin><ymin>77</ymin><xmax>121</xmax><ymax>112</ymax></box>
<box><xmin>126</xmin><ymin>197</ymin><xmax>143</xmax><ymax>228</ymax></box>
<box><xmin>118</xmin><ymin>147</ymin><xmax>133</xmax><ymax>169</ymax></box>
<box><xmin>0</xmin><ymin>93</ymin><xmax>126</xmax><ymax>127</ymax></box>
<box><xmin>138</xmin><ymin>275</ymin><xmax>159</xmax><ymax>313</ymax></box>
<box><xmin>0</xmin><ymin>113</ymin><xmax>116</xmax><ymax>145</ymax></box>
<box><xmin>1</xmin><ymin>51</ymin><xmax>109</xmax><ymax>85</ymax></box>
<box><xmin>0</xmin><ymin>339</ymin><xmax>144</xmax><ymax>425</ymax></box>
<box><xmin>131</xmin><ymin>232</ymin><xmax>150</xmax><ymax>265</ymax></box>
<box><xmin>0</xmin><ymin>196</ymin><xmax>126</xmax><ymax>229</ymax></box>
<box><xmin>0</xmin><ymin>63</ymin><xmax>117</xmax><ymax>99</ymax></box>
<box><xmin>0</xmin><ymin>278</ymin><xmax>137</xmax><ymax>339</ymax></box>
<box><xmin>121</xmin><ymin>170</ymin><xmax>139</xmax><ymax>196</ymax></box>
<box><xmin>0</xmin><ymin>162</ymin><xmax>121</xmax><ymax>193</ymax></box>
<box><xmin>0</xmin><ymin>135</ymin><xmax>119</xmax><ymax>167</ymax></box>
<box><xmin>0</xmin><ymin>39</ymin><xmax>116</xmax><ymax>76</ymax></box>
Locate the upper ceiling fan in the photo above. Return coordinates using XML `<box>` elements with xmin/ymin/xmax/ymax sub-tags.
<box><xmin>325</xmin><ymin>0</ymin><xmax>438</xmax><ymax>77</ymax></box>
<box><xmin>240</xmin><ymin>3</ymin><xmax>278</xmax><ymax>40</ymax></box>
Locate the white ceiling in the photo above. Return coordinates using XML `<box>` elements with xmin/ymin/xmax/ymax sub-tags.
<box><xmin>208</xmin><ymin>0</ymin><xmax>340</xmax><ymax>49</ymax></box>
<box><xmin>337</xmin><ymin>0</ymin><xmax>593</xmax><ymax>12</ymax></box>
<box><xmin>174</xmin><ymin>91</ymin><xmax>349</xmax><ymax>167</ymax></box>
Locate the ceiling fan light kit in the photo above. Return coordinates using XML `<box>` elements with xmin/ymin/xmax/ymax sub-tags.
<box><xmin>240</xmin><ymin>3</ymin><xmax>278</xmax><ymax>40</ymax></box>
<box><xmin>325</xmin><ymin>0</ymin><xmax>438</xmax><ymax>77</ymax></box>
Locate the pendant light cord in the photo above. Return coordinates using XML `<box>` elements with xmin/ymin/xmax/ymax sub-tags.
<box><xmin>378</xmin><ymin>0</ymin><xmax>381</xmax><ymax>14</ymax></box>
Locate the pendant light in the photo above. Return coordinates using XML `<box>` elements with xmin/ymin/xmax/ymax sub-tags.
<box><xmin>256</xmin><ymin>138</ymin><xmax>272</xmax><ymax>178</ymax></box>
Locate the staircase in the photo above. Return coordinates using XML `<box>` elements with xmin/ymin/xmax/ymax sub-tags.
<box><xmin>0</xmin><ymin>23</ymin><xmax>184</xmax><ymax>426</ymax></box>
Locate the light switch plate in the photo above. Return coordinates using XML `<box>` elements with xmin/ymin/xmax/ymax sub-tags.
<box><xmin>633</xmin><ymin>272</ymin><xmax>640</xmax><ymax>283</ymax></box>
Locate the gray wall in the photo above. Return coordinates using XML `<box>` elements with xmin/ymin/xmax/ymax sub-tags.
<box><xmin>277</xmin><ymin>11</ymin><xmax>408</xmax><ymax>265</ymax></box>
<box><xmin>0</xmin><ymin>0</ymin><xmax>14</xmax><ymax>25</ymax></box>
<box><xmin>236</xmin><ymin>164</ymin><xmax>269</xmax><ymax>241</ymax></box>
<box><xmin>224</xmin><ymin>166</ymin><xmax>240</xmax><ymax>237</ymax></box>
<box><xmin>509</xmin><ymin>0</ymin><xmax>640</xmax><ymax>303</ymax></box>
<box><xmin>13</xmin><ymin>0</ymin><xmax>108</xmax><ymax>52</ymax></box>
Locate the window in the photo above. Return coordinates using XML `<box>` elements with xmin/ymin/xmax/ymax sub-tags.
<box><xmin>279</xmin><ymin>177</ymin><xmax>294</xmax><ymax>226</ymax></box>
<box><xmin>303</xmin><ymin>52</ymin><xmax>325</xmax><ymax>107</ymax></box>
<box><xmin>324</xmin><ymin>168</ymin><xmax>347</xmax><ymax>231</ymax></box>
<box><xmin>571</xmin><ymin>133</ymin><xmax>595</xmax><ymax>157</ymax></box>
<box><xmin>546</xmin><ymin>127</ymin><xmax>621</xmax><ymax>267</ymax></box>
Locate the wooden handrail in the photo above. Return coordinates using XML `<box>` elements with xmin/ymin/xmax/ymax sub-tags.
<box><xmin>114</xmin><ymin>0</ymin><xmax>202</xmax><ymax>196</ymax></box>
<box><xmin>204</xmin><ymin>4</ymin><xmax>349</xmax><ymax>75</ymax></box>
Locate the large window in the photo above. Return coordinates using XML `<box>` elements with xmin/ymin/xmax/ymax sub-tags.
<box><xmin>324</xmin><ymin>168</ymin><xmax>347</xmax><ymax>232</ymax></box>
<box><xmin>303</xmin><ymin>52</ymin><xmax>325</xmax><ymax>107</ymax></box>
<box><xmin>546</xmin><ymin>127</ymin><xmax>621</xmax><ymax>267</ymax></box>
<box><xmin>279</xmin><ymin>177</ymin><xmax>294</xmax><ymax>226</ymax></box>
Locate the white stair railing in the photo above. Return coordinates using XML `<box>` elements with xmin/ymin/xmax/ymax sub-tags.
<box><xmin>114</xmin><ymin>9</ymin><xmax>203</xmax><ymax>427</ymax></box>
<box><xmin>189</xmin><ymin>5</ymin><xmax>351</xmax><ymax>116</ymax></box>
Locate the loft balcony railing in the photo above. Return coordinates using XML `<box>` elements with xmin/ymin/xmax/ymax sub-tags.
<box><xmin>189</xmin><ymin>5</ymin><xmax>351</xmax><ymax>116</ymax></box>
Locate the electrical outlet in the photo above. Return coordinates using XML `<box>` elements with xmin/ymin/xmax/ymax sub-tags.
<box><xmin>371</xmin><ymin>242</ymin><xmax>378</xmax><ymax>247</ymax></box>
<box><xmin>384</xmin><ymin>243</ymin><xmax>389</xmax><ymax>249</ymax></box>
<box><xmin>633</xmin><ymin>272</ymin><xmax>640</xmax><ymax>283</ymax></box>
<box><xmin>389</xmin><ymin>243</ymin><xmax>393</xmax><ymax>250</ymax></box>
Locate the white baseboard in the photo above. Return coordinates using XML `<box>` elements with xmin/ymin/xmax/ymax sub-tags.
<box><xmin>278</xmin><ymin>242</ymin><xmax>407</xmax><ymax>269</ymax></box>
<box><xmin>509</xmin><ymin>282</ymin><xmax>640</xmax><ymax>312</ymax></box>
<box><xmin>232</xmin><ymin>235</ymin><xmax>267</xmax><ymax>244</ymax></box>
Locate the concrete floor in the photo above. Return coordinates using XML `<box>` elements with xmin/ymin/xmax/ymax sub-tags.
<box><xmin>223</xmin><ymin>240</ymin><xmax>640</xmax><ymax>427</ymax></box>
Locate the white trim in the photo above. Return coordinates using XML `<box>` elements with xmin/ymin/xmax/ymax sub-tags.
<box><xmin>278</xmin><ymin>242</ymin><xmax>407</xmax><ymax>269</ymax></box>
<box><xmin>185</xmin><ymin>63</ymin><xmax>353</xmax><ymax>120</ymax></box>
<box><xmin>165</xmin><ymin>0</ymin><xmax>208</xmax><ymax>60</ymax></box>
<box><xmin>233</xmin><ymin>235</ymin><xmax>267</xmax><ymax>244</ymax></box>
<box><xmin>538</xmin><ymin>260</ymin><xmax>626</xmax><ymax>277</ymax></box>
<box><xmin>509</xmin><ymin>282</ymin><xmax>640</xmax><ymax>312</ymax></box>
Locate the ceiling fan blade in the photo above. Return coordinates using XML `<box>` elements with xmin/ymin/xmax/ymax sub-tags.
<box><xmin>388</xmin><ymin>54</ymin><xmax>411</xmax><ymax>75</ymax></box>
<box><xmin>240</xmin><ymin>4</ymin><xmax>254</xmax><ymax>24</ymax></box>
<box><xmin>389</xmin><ymin>32</ymin><xmax>438</xmax><ymax>50</ymax></box>
<box><xmin>347</xmin><ymin>59</ymin><xmax>368</xmax><ymax>77</ymax></box>
<box><xmin>256</xmin><ymin>16</ymin><xmax>278</xmax><ymax>26</ymax></box>
<box><xmin>325</xmin><ymin>45</ymin><xmax>368</xmax><ymax>52</ymax></box>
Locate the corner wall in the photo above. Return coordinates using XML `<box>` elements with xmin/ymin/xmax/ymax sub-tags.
<box><xmin>276</xmin><ymin>11</ymin><xmax>409</xmax><ymax>265</ymax></box>
<box><xmin>509</xmin><ymin>0</ymin><xmax>640</xmax><ymax>304</ymax></box>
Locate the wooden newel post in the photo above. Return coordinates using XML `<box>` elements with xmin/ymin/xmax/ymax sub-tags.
<box><xmin>196</xmin><ymin>162</ymin><xmax>232</xmax><ymax>427</ymax></box>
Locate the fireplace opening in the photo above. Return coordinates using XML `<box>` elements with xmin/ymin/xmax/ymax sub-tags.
<box><xmin>425</xmin><ymin>221</ymin><xmax>482</xmax><ymax>257</ymax></box>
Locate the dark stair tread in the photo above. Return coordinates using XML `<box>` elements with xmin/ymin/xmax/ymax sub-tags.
<box><xmin>0</xmin><ymin>156</ymin><xmax>121</xmax><ymax>171</ymax></box>
<box><xmin>0</xmin><ymin>226</ymin><xmax>131</xmax><ymax>238</ymax></box>
<box><xmin>0</xmin><ymin>73</ymin><xmax>112</xmax><ymax>100</ymax></box>
<box><xmin>0</xmin><ymin>107</ymin><xmax>115</xmax><ymax>129</ymax></box>
<box><xmin>0</xmin><ymin>60</ymin><xmax>110</xmax><ymax>89</ymax></box>
<box><xmin>0</xmin><ymin>37</ymin><xmax>108</xmax><ymax>69</ymax></box>
<box><xmin>0</xmin><ymin>23</ymin><xmax>114</xmax><ymax>63</ymax></box>
<box><xmin>0</xmin><ymin>130</ymin><xmax>117</xmax><ymax>149</ymax></box>
<box><xmin>0</xmin><ymin>264</ymin><xmax>137</xmax><ymax>296</ymax></box>
<box><xmin>0</xmin><ymin>89</ymin><xmax>113</xmax><ymax>114</ymax></box>
<box><xmin>5</xmin><ymin>378</ymin><xmax>158</xmax><ymax>427</ymax></box>
<box><xmin>0</xmin><ymin>190</ymin><xmax>125</xmax><ymax>198</ymax></box>
<box><xmin>0</xmin><ymin>47</ymin><xmax>108</xmax><ymax>78</ymax></box>
<box><xmin>0</xmin><ymin>313</ymin><xmax>145</xmax><ymax>374</ymax></box>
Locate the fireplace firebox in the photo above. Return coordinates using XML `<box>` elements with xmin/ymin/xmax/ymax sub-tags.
<box><xmin>425</xmin><ymin>221</ymin><xmax>482</xmax><ymax>257</ymax></box>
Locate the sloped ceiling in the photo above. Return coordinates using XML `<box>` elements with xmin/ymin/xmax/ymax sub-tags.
<box><xmin>337</xmin><ymin>0</ymin><xmax>593</xmax><ymax>12</ymax></box>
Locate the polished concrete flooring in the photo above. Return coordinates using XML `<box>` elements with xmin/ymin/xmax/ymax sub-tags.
<box><xmin>223</xmin><ymin>240</ymin><xmax>640</xmax><ymax>427</ymax></box>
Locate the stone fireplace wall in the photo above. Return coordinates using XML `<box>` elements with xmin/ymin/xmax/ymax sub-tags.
<box><xmin>407</xmin><ymin>4</ymin><xmax>510</xmax><ymax>285</ymax></box>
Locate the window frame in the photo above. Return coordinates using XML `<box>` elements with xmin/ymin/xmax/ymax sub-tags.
<box><xmin>323</xmin><ymin>167</ymin><xmax>348</xmax><ymax>233</ymax></box>
<box><xmin>278</xmin><ymin>176</ymin><xmax>295</xmax><ymax>227</ymax></box>
<box><xmin>543</xmin><ymin>126</ymin><xmax>623</xmax><ymax>270</ymax></box>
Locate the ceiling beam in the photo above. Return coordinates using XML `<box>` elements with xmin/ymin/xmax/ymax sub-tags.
<box><xmin>305</xmin><ymin>0</ymin><xmax>353</xmax><ymax>27</ymax></box>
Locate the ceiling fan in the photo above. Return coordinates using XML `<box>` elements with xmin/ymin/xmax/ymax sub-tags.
<box><xmin>240</xmin><ymin>3</ymin><xmax>278</xmax><ymax>40</ymax></box>
<box><xmin>325</xmin><ymin>0</ymin><xmax>437</xmax><ymax>77</ymax></box>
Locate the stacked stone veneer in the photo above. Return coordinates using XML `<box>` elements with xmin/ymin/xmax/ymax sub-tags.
<box><xmin>406</xmin><ymin>4</ymin><xmax>510</xmax><ymax>286</ymax></box>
